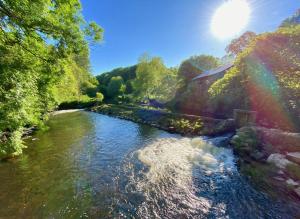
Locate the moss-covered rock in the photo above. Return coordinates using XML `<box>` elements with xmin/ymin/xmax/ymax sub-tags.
<box><xmin>230</xmin><ymin>127</ymin><xmax>263</xmax><ymax>162</ymax></box>
<box><xmin>231</xmin><ymin>126</ymin><xmax>300</xmax><ymax>161</ymax></box>
<box><xmin>230</xmin><ymin>125</ymin><xmax>300</xmax><ymax>201</ymax></box>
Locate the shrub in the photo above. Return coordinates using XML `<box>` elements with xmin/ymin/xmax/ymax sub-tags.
<box><xmin>96</xmin><ymin>92</ymin><xmax>104</xmax><ymax>102</ymax></box>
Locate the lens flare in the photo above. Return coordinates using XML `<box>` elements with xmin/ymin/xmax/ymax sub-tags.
<box><xmin>211</xmin><ymin>0</ymin><xmax>251</xmax><ymax>39</ymax></box>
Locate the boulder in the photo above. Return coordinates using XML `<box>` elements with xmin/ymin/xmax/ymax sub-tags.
<box><xmin>267</xmin><ymin>153</ymin><xmax>292</xmax><ymax>169</ymax></box>
<box><xmin>257</xmin><ymin>127</ymin><xmax>300</xmax><ymax>152</ymax></box>
<box><xmin>235</xmin><ymin>126</ymin><xmax>300</xmax><ymax>154</ymax></box>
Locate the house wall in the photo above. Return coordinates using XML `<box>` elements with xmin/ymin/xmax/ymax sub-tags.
<box><xmin>171</xmin><ymin>71</ymin><xmax>230</xmax><ymax>118</ymax></box>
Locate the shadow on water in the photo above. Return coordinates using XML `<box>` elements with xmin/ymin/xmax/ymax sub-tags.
<box><xmin>0</xmin><ymin>111</ymin><xmax>96</xmax><ymax>218</ymax></box>
<box><xmin>0</xmin><ymin>111</ymin><xmax>299</xmax><ymax>218</ymax></box>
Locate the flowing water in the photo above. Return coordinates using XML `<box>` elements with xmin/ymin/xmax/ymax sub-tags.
<box><xmin>0</xmin><ymin>111</ymin><xmax>299</xmax><ymax>218</ymax></box>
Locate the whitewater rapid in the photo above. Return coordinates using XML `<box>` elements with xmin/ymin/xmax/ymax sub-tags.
<box><xmin>125</xmin><ymin>137</ymin><xmax>235</xmax><ymax>218</ymax></box>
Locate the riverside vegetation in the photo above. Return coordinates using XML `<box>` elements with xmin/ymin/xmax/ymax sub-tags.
<box><xmin>0</xmin><ymin>0</ymin><xmax>300</xmax><ymax>204</ymax></box>
<box><xmin>0</xmin><ymin>0</ymin><xmax>103</xmax><ymax>159</ymax></box>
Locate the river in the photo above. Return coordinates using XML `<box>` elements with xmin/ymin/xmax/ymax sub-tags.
<box><xmin>0</xmin><ymin>111</ymin><xmax>298</xmax><ymax>218</ymax></box>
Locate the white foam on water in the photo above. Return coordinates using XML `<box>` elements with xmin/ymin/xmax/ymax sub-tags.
<box><xmin>131</xmin><ymin>136</ymin><xmax>235</xmax><ymax>218</ymax></box>
<box><xmin>51</xmin><ymin>109</ymin><xmax>84</xmax><ymax>116</ymax></box>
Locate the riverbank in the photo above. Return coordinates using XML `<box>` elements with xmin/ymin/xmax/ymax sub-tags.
<box><xmin>0</xmin><ymin>126</ymin><xmax>37</xmax><ymax>160</ymax></box>
<box><xmin>91</xmin><ymin>104</ymin><xmax>236</xmax><ymax>136</ymax></box>
<box><xmin>231</xmin><ymin>126</ymin><xmax>300</xmax><ymax>200</ymax></box>
<box><xmin>91</xmin><ymin>104</ymin><xmax>300</xmax><ymax>201</ymax></box>
<box><xmin>0</xmin><ymin>109</ymin><xmax>86</xmax><ymax>160</ymax></box>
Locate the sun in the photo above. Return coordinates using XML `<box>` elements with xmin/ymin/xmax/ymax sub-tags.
<box><xmin>211</xmin><ymin>0</ymin><xmax>251</xmax><ymax>39</ymax></box>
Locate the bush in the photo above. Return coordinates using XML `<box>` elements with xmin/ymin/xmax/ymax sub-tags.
<box><xmin>209</xmin><ymin>25</ymin><xmax>300</xmax><ymax>131</ymax></box>
<box><xmin>58</xmin><ymin>99</ymin><xmax>97</xmax><ymax>110</ymax></box>
<box><xmin>107</xmin><ymin>76</ymin><xmax>126</xmax><ymax>99</ymax></box>
<box><xmin>96</xmin><ymin>92</ymin><xmax>104</xmax><ymax>102</ymax></box>
<box><xmin>0</xmin><ymin>130</ymin><xmax>24</xmax><ymax>159</ymax></box>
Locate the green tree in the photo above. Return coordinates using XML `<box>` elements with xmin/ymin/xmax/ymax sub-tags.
<box><xmin>96</xmin><ymin>65</ymin><xmax>137</xmax><ymax>87</ymax></box>
<box><xmin>178</xmin><ymin>55</ymin><xmax>220</xmax><ymax>84</ymax></box>
<box><xmin>209</xmin><ymin>24</ymin><xmax>300</xmax><ymax>131</ymax></box>
<box><xmin>96</xmin><ymin>65</ymin><xmax>137</xmax><ymax>99</ymax></box>
<box><xmin>107</xmin><ymin>76</ymin><xmax>126</xmax><ymax>99</ymax></box>
<box><xmin>152</xmin><ymin>67</ymin><xmax>179</xmax><ymax>102</ymax></box>
<box><xmin>95</xmin><ymin>92</ymin><xmax>104</xmax><ymax>102</ymax></box>
<box><xmin>125</xmin><ymin>80</ymin><xmax>134</xmax><ymax>94</ymax></box>
<box><xmin>226</xmin><ymin>31</ymin><xmax>256</xmax><ymax>56</ymax></box>
<box><xmin>0</xmin><ymin>0</ymin><xmax>103</xmax><ymax>158</ymax></box>
<box><xmin>133</xmin><ymin>54</ymin><xmax>168</xmax><ymax>99</ymax></box>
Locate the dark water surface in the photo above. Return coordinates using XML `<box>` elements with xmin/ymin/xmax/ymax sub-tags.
<box><xmin>0</xmin><ymin>111</ymin><xmax>299</xmax><ymax>219</ymax></box>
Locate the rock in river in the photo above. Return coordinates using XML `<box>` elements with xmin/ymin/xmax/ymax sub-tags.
<box><xmin>267</xmin><ymin>153</ymin><xmax>292</xmax><ymax>169</ymax></box>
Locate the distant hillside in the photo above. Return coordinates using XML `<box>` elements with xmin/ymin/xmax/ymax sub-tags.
<box><xmin>96</xmin><ymin>65</ymin><xmax>137</xmax><ymax>97</ymax></box>
<box><xmin>96</xmin><ymin>65</ymin><xmax>137</xmax><ymax>85</ymax></box>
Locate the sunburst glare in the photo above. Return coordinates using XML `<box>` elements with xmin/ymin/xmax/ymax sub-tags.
<box><xmin>211</xmin><ymin>0</ymin><xmax>251</xmax><ymax>39</ymax></box>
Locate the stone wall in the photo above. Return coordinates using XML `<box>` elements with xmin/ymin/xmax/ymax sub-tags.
<box><xmin>233</xmin><ymin>109</ymin><xmax>257</xmax><ymax>128</ymax></box>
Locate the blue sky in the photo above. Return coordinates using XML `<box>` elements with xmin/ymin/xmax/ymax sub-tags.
<box><xmin>81</xmin><ymin>0</ymin><xmax>299</xmax><ymax>75</ymax></box>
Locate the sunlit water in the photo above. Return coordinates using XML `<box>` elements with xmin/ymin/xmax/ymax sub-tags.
<box><xmin>0</xmin><ymin>111</ymin><xmax>298</xmax><ymax>218</ymax></box>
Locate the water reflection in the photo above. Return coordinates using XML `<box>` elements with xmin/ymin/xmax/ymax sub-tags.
<box><xmin>0</xmin><ymin>112</ymin><xmax>95</xmax><ymax>218</ymax></box>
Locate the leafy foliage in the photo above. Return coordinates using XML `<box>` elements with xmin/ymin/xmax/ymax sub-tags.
<box><xmin>95</xmin><ymin>92</ymin><xmax>104</xmax><ymax>102</ymax></box>
<box><xmin>97</xmin><ymin>54</ymin><xmax>179</xmax><ymax>103</ymax></box>
<box><xmin>225</xmin><ymin>31</ymin><xmax>256</xmax><ymax>55</ymax></box>
<box><xmin>107</xmin><ymin>76</ymin><xmax>126</xmax><ymax>99</ymax></box>
<box><xmin>178</xmin><ymin>55</ymin><xmax>220</xmax><ymax>84</ymax></box>
<box><xmin>96</xmin><ymin>65</ymin><xmax>136</xmax><ymax>98</ymax></box>
<box><xmin>0</xmin><ymin>0</ymin><xmax>103</xmax><ymax>158</ymax></box>
<box><xmin>152</xmin><ymin>67</ymin><xmax>179</xmax><ymax>102</ymax></box>
<box><xmin>133</xmin><ymin>54</ymin><xmax>169</xmax><ymax>99</ymax></box>
<box><xmin>130</xmin><ymin>54</ymin><xmax>179</xmax><ymax>102</ymax></box>
<box><xmin>209</xmin><ymin>24</ymin><xmax>300</xmax><ymax>131</ymax></box>
<box><xmin>170</xmin><ymin>118</ymin><xmax>203</xmax><ymax>133</ymax></box>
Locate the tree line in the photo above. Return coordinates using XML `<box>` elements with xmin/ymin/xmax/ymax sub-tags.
<box><xmin>96</xmin><ymin>53</ymin><xmax>222</xmax><ymax>103</ymax></box>
<box><xmin>96</xmin><ymin>9</ymin><xmax>300</xmax><ymax>131</ymax></box>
